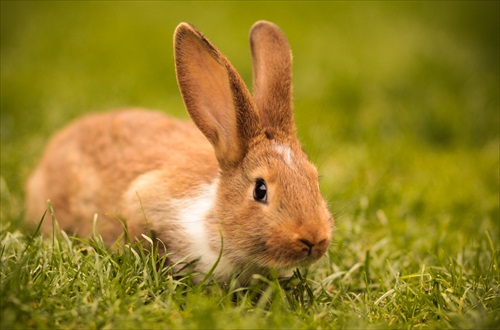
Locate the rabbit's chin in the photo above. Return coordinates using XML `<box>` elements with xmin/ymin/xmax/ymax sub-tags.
<box><xmin>225</xmin><ymin>249</ymin><xmax>326</xmax><ymax>278</ymax></box>
<box><xmin>228</xmin><ymin>258</ymin><xmax>324</xmax><ymax>284</ymax></box>
<box><xmin>262</xmin><ymin>256</ymin><xmax>324</xmax><ymax>274</ymax></box>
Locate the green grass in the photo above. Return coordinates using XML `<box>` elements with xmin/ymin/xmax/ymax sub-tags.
<box><xmin>1</xmin><ymin>1</ymin><xmax>499</xmax><ymax>329</ymax></box>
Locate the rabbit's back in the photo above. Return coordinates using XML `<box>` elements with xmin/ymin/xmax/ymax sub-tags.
<box><xmin>26</xmin><ymin>110</ymin><xmax>217</xmax><ymax>242</ymax></box>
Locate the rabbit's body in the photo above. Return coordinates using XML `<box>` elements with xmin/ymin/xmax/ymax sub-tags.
<box><xmin>26</xmin><ymin>21</ymin><xmax>333</xmax><ymax>281</ymax></box>
<box><xmin>27</xmin><ymin>110</ymin><xmax>228</xmax><ymax>271</ymax></box>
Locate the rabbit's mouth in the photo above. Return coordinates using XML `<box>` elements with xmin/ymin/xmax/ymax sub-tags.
<box><xmin>260</xmin><ymin>234</ymin><xmax>330</xmax><ymax>270</ymax></box>
<box><xmin>254</xmin><ymin>218</ymin><xmax>332</xmax><ymax>270</ymax></box>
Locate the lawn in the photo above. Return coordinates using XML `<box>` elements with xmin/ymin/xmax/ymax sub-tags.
<box><xmin>1</xmin><ymin>1</ymin><xmax>499</xmax><ymax>329</ymax></box>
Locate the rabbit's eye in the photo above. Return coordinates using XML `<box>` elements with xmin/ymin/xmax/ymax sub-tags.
<box><xmin>253</xmin><ymin>178</ymin><xmax>267</xmax><ymax>203</ymax></box>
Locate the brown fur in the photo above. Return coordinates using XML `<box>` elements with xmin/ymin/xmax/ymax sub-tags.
<box><xmin>25</xmin><ymin>21</ymin><xmax>333</xmax><ymax>280</ymax></box>
<box><xmin>251</xmin><ymin>21</ymin><xmax>295</xmax><ymax>136</ymax></box>
<box><xmin>174</xmin><ymin>23</ymin><xmax>262</xmax><ymax>170</ymax></box>
<box><xmin>26</xmin><ymin>110</ymin><xmax>218</xmax><ymax>243</ymax></box>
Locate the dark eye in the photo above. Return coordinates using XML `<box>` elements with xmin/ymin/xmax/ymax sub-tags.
<box><xmin>253</xmin><ymin>178</ymin><xmax>267</xmax><ymax>203</ymax></box>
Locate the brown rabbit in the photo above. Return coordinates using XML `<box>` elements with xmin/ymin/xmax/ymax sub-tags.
<box><xmin>26</xmin><ymin>21</ymin><xmax>333</xmax><ymax>281</ymax></box>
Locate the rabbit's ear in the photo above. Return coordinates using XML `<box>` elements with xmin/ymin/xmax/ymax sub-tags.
<box><xmin>175</xmin><ymin>23</ymin><xmax>261</xmax><ymax>169</ymax></box>
<box><xmin>250</xmin><ymin>21</ymin><xmax>295</xmax><ymax>138</ymax></box>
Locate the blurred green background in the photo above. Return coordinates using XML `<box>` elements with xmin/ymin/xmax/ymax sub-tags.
<box><xmin>1</xmin><ymin>1</ymin><xmax>499</xmax><ymax>252</ymax></box>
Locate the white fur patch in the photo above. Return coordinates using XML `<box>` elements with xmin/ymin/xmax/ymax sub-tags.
<box><xmin>273</xmin><ymin>142</ymin><xmax>293</xmax><ymax>166</ymax></box>
<box><xmin>173</xmin><ymin>180</ymin><xmax>232</xmax><ymax>277</ymax></box>
<box><xmin>126</xmin><ymin>174</ymin><xmax>232</xmax><ymax>278</ymax></box>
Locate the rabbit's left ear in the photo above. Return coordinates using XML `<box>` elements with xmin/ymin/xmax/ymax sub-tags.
<box><xmin>250</xmin><ymin>21</ymin><xmax>295</xmax><ymax>138</ymax></box>
<box><xmin>175</xmin><ymin>23</ymin><xmax>261</xmax><ymax>169</ymax></box>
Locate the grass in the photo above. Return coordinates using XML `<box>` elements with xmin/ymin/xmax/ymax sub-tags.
<box><xmin>1</xmin><ymin>1</ymin><xmax>499</xmax><ymax>329</ymax></box>
<box><xmin>1</xmin><ymin>212</ymin><xmax>498</xmax><ymax>329</ymax></box>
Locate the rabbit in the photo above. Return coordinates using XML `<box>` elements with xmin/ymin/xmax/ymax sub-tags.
<box><xmin>25</xmin><ymin>21</ymin><xmax>334</xmax><ymax>282</ymax></box>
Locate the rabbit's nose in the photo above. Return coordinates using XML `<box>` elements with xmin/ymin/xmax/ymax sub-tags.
<box><xmin>298</xmin><ymin>235</ymin><xmax>330</xmax><ymax>258</ymax></box>
<box><xmin>299</xmin><ymin>239</ymin><xmax>314</xmax><ymax>256</ymax></box>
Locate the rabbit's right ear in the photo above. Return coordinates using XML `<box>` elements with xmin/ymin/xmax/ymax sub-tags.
<box><xmin>174</xmin><ymin>23</ymin><xmax>261</xmax><ymax>169</ymax></box>
<box><xmin>250</xmin><ymin>21</ymin><xmax>295</xmax><ymax>138</ymax></box>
